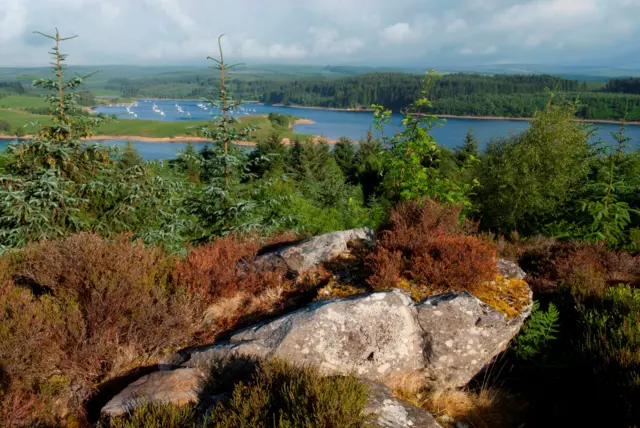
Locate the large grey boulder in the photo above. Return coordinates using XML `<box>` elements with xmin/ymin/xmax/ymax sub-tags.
<box><xmin>183</xmin><ymin>279</ymin><xmax>532</xmax><ymax>389</ymax></box>
<box><xmin>363</xmin><ymin>380</ymin><xmax>442</xmax><ymax>427</ymax></box>
<box><xmin>255</xmin><ymin>227</ymin><xmax>375</xmax><ymax>274</ymax></box>
<box><xmin>416</xmin><ymin>289</ymin><xmax>532</xmax><ymax>388</ymax></box>
<box><xmin>101</xmin><ymin>368</ymin><xmax>204</xmax><ymax>417</ymax></box>
<box><xmin>185</xmin><ymin>291</ymin><xmax>425</xmax><ymax>381</ymax></box>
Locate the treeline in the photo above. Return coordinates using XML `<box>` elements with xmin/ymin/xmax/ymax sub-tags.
<box><xmin>430</xmin><ymin>92</ymin><xmax>640</xmax><ymax>120</ymax></box>
<box><xmin>100</xmin><ymin>71</ymin><xmax>640</xmax><ymax>120</ymax></box>
<box><xmin>106</xmin><ymin>75</ymin><xmax>283</xmax><ymax>100</ymax></box>
<box><xmin>603</xmin><ymin>77</ymin><xmax>640</xmax><ymax>95</ymax></box>
<box><xmin>260</xmin><ymin>73</ymin><xmax>588</xmax><ymax>111</ymax></box>
<box><xmin>0</xmin><ymin>81</ymin><xmax>26</xmax><ymax>97</ymax></box>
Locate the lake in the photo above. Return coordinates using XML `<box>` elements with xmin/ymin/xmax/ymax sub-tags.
<box><xmin>1</xmin><ymin>98</ymin><xmax>638</xmax><ymax>160</ymax></box>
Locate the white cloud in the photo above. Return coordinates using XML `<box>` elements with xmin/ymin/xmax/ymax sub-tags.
<box><xmin>379</xmin><ymin>22</ymin><xmax>420</xmax><ymax>45</ymax></box>
<box><xmin>0</xmin><ymin>0</ymin><xmax>639</xmax><ymax>66</ymax></box>
<box><xmin>309</xmin><ymin>27</ymin><xmax>364</xmax><ymax>55</ymax></box>
<box><xmin>446</xmin><ymin>19</ymin><xmax>468</xmax><ymax>34</ymax></box>
<box><xmin>460</xmin><ymin>45</ymin><xmax>497</xmax><ymax>55</ymax></box>
<box><xmin>241</xmin><ymin>39</ymin><xmax>307</xmax><ymax>59</ymax></box>
<box><xmin>0</xmin><ymin>0</ymin><xmax>28</xmax><ymax>42</ymax></box>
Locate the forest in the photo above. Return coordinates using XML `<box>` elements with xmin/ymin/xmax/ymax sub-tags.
<box><xmin>261</xmin><ymin>73</ymin><xmax>640</xmax><ymax>120</ymax></box>
<box><xmin>0</xmin><ymin>32</ymin><xmax>640</xmax><ymax>428</ymax></box>
<box><xmin>603</xmin><ymin>77</ymin><xmax>640</xmax><ymax>94</ymax></box>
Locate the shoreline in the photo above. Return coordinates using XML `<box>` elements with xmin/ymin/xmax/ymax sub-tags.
<box><xmin>291</xmin><ymin>118</ymin><xmax>314</xmax><ymax>127</ymax></box>
<box><xmin>0</xmin><ymin>133</ymin><xmax>337</xmax><ymax>146</ymax></box>
<box><xmin>261</xmin><ymin>102</ymin><xmax>374</xmax><ymax>112</ymax></box>
<box><xmin>83</xmin><ymin>98</ymin><xmax>639</xmax><ymax>125</ymax></box>
<box><xmin>433</xmin><ymin>114</ymin><xmax>640</xmax><ymax>125</ymax></box>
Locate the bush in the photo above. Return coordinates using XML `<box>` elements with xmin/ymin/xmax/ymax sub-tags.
<box><xmin>514</xmin><ymin>240</ymin><xmax>640</xmax><ymax>294</ymax></box>
<box><xmin>473</xmin><ymin>100</ymin><xmax>591</xmax><ymax>234</ymax></box>
<box><xmin>102</xmin><ymin>360</ymin><xmax>370</xmax><ymax>428</ymax></box>
<box><xmin>207</xmin><ymin>359</ymin><xmax>370</xmax><ymax>428</ymax></box>
<box><xmin>13</xmin><ymin>126</ymin><xmax>25</xmax><ymax>137</ymax></box>
<box><xmin>104</xmin><ymin>402</ymin><xmax>199</xmax><ymax>428</ymax></box>
<box><xmin>174</xmin><ymin>235</ymin><xmax>292</xmax><ymax>306</ymax></box>
<box><xmin>366</xmin><ymin>199</ymin><xmax>497</xmax><ymax>297</ymax></box>
<box><xmin>0</xmin><ymin>233</ymin><xmax>195</xmax><ymax>426</ymax></box>
<box><xmin>0</xmin><ymin>120</ymin><xmax>10</xmax><ymax>133</ymax></box>
<box><xmin>575</xmin><ymin>284</ymin><xmax>640</xmax><ymax>421</ymax></box>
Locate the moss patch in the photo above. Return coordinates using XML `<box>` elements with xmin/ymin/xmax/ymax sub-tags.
<box><xmin>474</xmin><ymin>276</ymin><xmax>531</xmax><ymax>318</ymax></box>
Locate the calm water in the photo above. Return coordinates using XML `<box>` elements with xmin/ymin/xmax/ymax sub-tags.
<box><xmin>1</xmin><ymin>99</ymin><xmax>638</xmax><ymax>160</ymax></box>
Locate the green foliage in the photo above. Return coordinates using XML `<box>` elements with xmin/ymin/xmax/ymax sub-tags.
<box><xmin>374</xmin><ymin>71</ymin><xmax>476</xmax><ymax>206</ymax></box>
<box><xmin>333</xmin><ymin>137</ymin><xmax>356</xmax><ymax>181</ymax></box>
<box><xmin>473</xmin><ymin>93</ymin><xmax>592</xmax><ymax>234</ymax></box>
<box><xmin>101</xmin><ymin>360</ymin><xmax>370</xmax><ymax>428</ymax></box>
<box><xmin>267</xmin><ymin>112</ymin><xmax>295</xmax><ymax>129</ymax></box>
<box><xmin>564</xmin><ymin>121</ymin><xmax>640</xmax><ymax>249</ymax></box>
<box><xmin>455</xmin><ymin>128</ymin><xmax>479</xmax><ymax>166</ymax></box>
<box><xmin>0</xmin><ymin>31</ymin><xmax>195</xmax><ymax>252</ymax></box>
<box><xmin>118</xmin><ymin>141</ymin><xmax>144</xmax><ymax>169</ymax></box>
<box><xmin>0</xmin><ymin>120</ymin><xmax>10</xmax><ymax>133</ymax></box>
<box><xmin>207</xmin><ymin>359</ymin><xmax>370</xmax><ymax>428</ymax></box>
<box><xmin>194</xmin><ymin>35</ymin><xmax>255</xmax><ymax>188</ymax></box>
<box><xmin>248</xmin><ymin>133</ymin><xmax>288</xmax><ymax>178</ymax></box>
<box><xmin>574</xmin><ymin>284</ymin><xmax>640</xmax><ymax>419</ymax></box>
<box><xmin>511</xmin><ymin>301</ymin><xmax>560</xmax><ymax>361</ymax></box>
<box><xmin>353</xmin><ymin>135</ymin><xmax>384</xmax><ymax>202</ymax></box>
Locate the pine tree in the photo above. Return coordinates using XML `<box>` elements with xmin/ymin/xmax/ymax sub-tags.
<box><xmin>119</xmin><ymin>141</ymin><xmax>144</xmax><ymax>168</ymax></box>
<box><xmin>456</xmin><ymin>128</ymin><xmax>480</xmax><ymax>166</ymax></box>
<box><xmin>248</xmin><ymin>132</ymin><xmax>287</xmax><ymax>178</ymax></box>
<box><xmin>195</xmin><ymin>35</ymin><xmax>254</xmax><ymax>188</ymax></box>
<box><xmin>333</xmin><ymin>136</ymin><xmax>356</xmax><ymax>181</ymax></box>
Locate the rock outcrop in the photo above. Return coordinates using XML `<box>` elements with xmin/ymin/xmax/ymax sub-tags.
<box><xmin>254</xmin><ymin>227</ymin><xmax>375</xmax><ymax>274</ymax></box>
<box><xmin>182</xmin><ymin>262</ymin><xmax>532</xmax><ymax>388</ymax></box>
<box><xmin>363</xmin><ymin>380</ymin><xmax>442</xmax><ymax>427</ymax></box>
<box><xmin>185</xmin><ymin>291</ymin><xmax>425</xmax><ymax>380</ymax></box>
<box><xmin>416</xmin><ymin>289</ymin><xmax>531</xmax><ymax>387</ymax></box>
<box><xmin>101</xmin><ymin>368</ymin><xmax>204</xmax><ymax>417</ymax></box>
<box><xmin>100</xmin><ymin>222</ymin><xmax>532</xmax><ymax>423</ymax></box>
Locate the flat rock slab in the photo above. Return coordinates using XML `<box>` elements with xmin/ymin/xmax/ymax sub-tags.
<box><xmin>101</xmin><ymin>368</ymin><xmax>204</xmax><ymax>417</ymax></box>
<box><xmin>364</xmin><ymin>380</ymin><xmax>442</xmax><ymax>428</ymax></box>
<box><xmin>255</xmin><ymin>227</ymin><xmax>375</xmax><ymax>274</ymax></box>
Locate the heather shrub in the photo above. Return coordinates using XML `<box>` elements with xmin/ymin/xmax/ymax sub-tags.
<box><xmin>407</xmin><ymin>233</ymin><xmax>498</xmax><ymax>291</ymax></box>
<box><xmin>101</xmin><ymin>360</ymin><xmax>370</xmax><ymax>428</ymax></box>
<box><xmin>206</xmin><ymin>359</ymin><xmax>370</xmax><ymax>428</ymax></box>
<box><xmin>367</xmin><ymin>199</ymin><xmax>497</xmax><ymax>296</ymax></box>
<box><xmin>103</xmin><ymin>402</ymin><xmax>199</xmax><ymax>428</ymax></box>
<box><xmin>174</xmin><ymin>235</ymin><xmax>292</xmax><ymax>307</ymax></box>
<box><xmin>0</xmin><ymin>233</ymin><xmax>195</xmax><ymax>426</ymax></box>
<box><xmin>514</xmin><ymin>240</ymin><xmax>640</xmax><ymax>294</ymax></box>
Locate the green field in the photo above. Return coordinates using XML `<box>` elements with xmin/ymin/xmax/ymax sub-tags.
<box><xmin>0</xmin><ymin>102</ymin><xmax>307</xmax><ymax>141</ymax></box>
<box><xmin>96</xmin><ymin>115</ymin><xmax>305</xmax><ymax>140</ymax></box>
<box><xmin>0</xmin><ymin>95</ymin><xmax>48</xmax><ymax>109</ymax></box>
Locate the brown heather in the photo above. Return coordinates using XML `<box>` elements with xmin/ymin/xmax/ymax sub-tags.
<box><xmin>366</xmin><ymin>199</ymin><xmax>498</xmax><ymax>297</ymax></box>
<box><xmin>0</xmin><ymin>233</ymin><xmax>196</xmax><ymax>426</ymax></box>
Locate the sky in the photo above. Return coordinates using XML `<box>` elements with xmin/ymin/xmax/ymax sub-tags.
<box><xmin>1</xmin><ymin>0</ymin><xmax>639</xmax><ymax>68</ymax></box>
